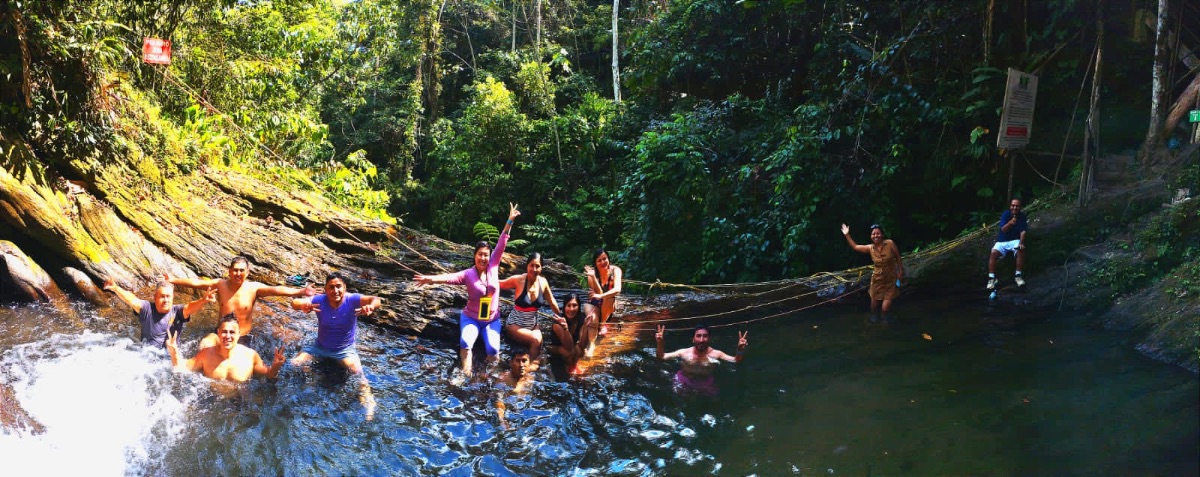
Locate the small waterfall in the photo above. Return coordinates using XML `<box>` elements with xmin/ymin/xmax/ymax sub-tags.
<box><xmin>0</xmin><ymin>331</ymin><xmax>196</xmax><ymax>474</ymax></box>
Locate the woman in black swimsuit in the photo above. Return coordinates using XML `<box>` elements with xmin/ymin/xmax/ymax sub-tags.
<box><xmin>547</xmin><ymin>294</ymin><xmax>598</xmax><ymax>373</ymax></box>
<box><xmin>499</xmin><ymin>253</ymin><xmax>561</xmax><ymax>360</ymax></box>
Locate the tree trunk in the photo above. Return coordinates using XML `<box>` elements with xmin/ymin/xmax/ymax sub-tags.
<box><xmin>1140</xmin><ymin>0</ymin><xmax>1169</xmax><ymax>163</ymax></box>
<box><xmin>612</xmin><ymin>0</ymin><xmax>622</xmax><ymax>103</ymax></box>
<box><xmin>1080</xmin><ymin>0</ymin><xmax>1103</xmax><ymax>206</ymax></box>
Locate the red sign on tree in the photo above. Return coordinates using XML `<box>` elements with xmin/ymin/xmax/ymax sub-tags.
<box><xmin>142</xmin><ymin>38</ymin><xmax>171</xmax><ymax>65</ymax></box>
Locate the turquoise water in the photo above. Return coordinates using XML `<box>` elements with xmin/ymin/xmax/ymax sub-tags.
<box><xmin>0</xmin><ymin>292</ymin><xmax>1195</xmax><ymax>475</ymax></box>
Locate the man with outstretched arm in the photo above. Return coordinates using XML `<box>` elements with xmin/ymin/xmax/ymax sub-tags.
<box><xmin>987</xmin><ymin>198</ymin><xmax>1029</xmax><ymax>290</ymax></box>
<box><xmin>164</xmin><ymin>256</ymin><xmax>316</xmax><ymax>349</ymax></box>
<box><xmin>166</xmin><ymin>314</ymin><xmax>284</xmax><ymax>382</ymax></box>
<box><xmin>103</xmin><ymin>278</ymin><xmax>216</xmax><ymax>349</ymax></box>
<box><xmin>656</xmin><ymin>325</ymin><xmax>748</xmax><ymax>396</ymax></box>
<box><xmin>290</xmin><ymin>272</ymin><xmax>381</xmax><ymax>420</ymax></box>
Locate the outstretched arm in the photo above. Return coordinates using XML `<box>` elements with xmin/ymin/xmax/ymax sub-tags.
<box><xmin>102</xmin><ymin>278</ymin><xmax>144</xmax><ymax>312</ymax></box>
<box><xmin>414</xmin><ymin>270</ymin><xmax>466</xmax><ymax>285</ymax></box>
<box><xmin>257</xmin><ymin>283</ymin><xmax>317</xmax><ymax>299</ymax></box>
<box><xmin>498</xmin><ymin>274</ymin><xmax>523</xmax><ymax>290</ymax></box>
<box><xmin>840</xmin><ymin>224</ymin><xmax>871</xmax><ymax>253</ymax></box>
<box><xmin>163</xmin><ymin>272</ymin><xmax>220</xmax><ymax>289</ymax></box>
<box><xmin>291</xmin><ymin>296</ymin><xmax>320</xmax><ymax>313</ymax></box>
<box><xmin>355</xmin><ymin>295</ymin><xmax>382</xmax><ymax>316</ymax></box>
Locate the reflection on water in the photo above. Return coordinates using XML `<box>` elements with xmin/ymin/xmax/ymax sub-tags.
<box><xmin>0</xmin><ymin>294</ymin><xmax>1196</xmax><ymax>475</ymax></box>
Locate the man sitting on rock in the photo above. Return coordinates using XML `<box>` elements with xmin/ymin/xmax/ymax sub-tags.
<box><xmin>987</xmin><ymin>198</ymin><xmax>1029</xmax><ymax>290</ymax></box>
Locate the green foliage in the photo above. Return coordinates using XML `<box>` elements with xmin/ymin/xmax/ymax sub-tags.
<box><xmin>472</xmin><ymin>221</ymin><xmax>528</xmax><ymax>252</ymax></box>
<box><xmin>315</xmin><ymin>150</ymin><xmax>397</xmax><ymax>224</ymax></box>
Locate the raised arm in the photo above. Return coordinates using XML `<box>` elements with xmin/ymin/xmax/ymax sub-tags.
<box><xmin>163</xmin><ymin>272</ymin><xmax>220</xmax><ymax>289</ymax></box>
<box><xmin>714</xmin><ymin>331</ymin><xmax>749</xmax><ymax>364</ymax></box>
<box><xmin>182</xmin><ymin>287</ymin><xmax>217</xmax><ymax>318</ymax></box>
<box><xmin>840</xmin><ymin>224</ymin><xmax>871</xmax><ymax>254</ymax></box>
<box><xmin>655</xmin><ymin>325</ymin><xmax>686</xmax><ymax>360</ymax></box>
<box><xmin>253</xmin><ymin>347</ymin><xmax>285</xmax><ymax>380</ymax></box>
<box><xmin>490</xmin><ymin>203</ymin><xmax>521</xmax><ymax>267</ymax></box>
<box><xmin>165</xmin><ymin>330</ymin><xmax>200</xmax><ymax>372</ymax></box>
<box><xmin>102</xmin><ymin>278</ymin><xmax>144</xmax><ymax>312</ymax></box>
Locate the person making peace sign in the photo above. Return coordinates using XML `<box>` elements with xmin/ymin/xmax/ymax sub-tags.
<box><xmin>655</xmin><ymin>325</ymin><xmax>747</xmax><ymax>396</ymax></box>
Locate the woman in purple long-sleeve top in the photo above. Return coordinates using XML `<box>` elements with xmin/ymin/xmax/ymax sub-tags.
<box><xmin>415</xmin><ymin>203</ymin><xmax>520</xmax><ymax>377</ymax></box>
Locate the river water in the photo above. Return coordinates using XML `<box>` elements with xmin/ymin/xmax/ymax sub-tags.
<box><xmin>0</xmin><ymin>291</ymin><xmax>1196</xmax><ymax>475</ymax></box>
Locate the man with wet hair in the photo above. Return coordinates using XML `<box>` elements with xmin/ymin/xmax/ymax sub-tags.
<box><xmin>655</xmin><ymin>325</ymin><xmax>748</xmax><ymax>396</ymax></box>
<box><xmin>165</xmin><ymin>314</ymin><xmax>284</xmax><ymax>382</ymax></box>
<box><xmin>290</xmin><ymin>272</ymin><xmax>381</xmax><ymax>419</ymax></box>
<box><xmin>103</xmin><ymin>278</ymin><xmax>216</xmax><ymax>349</ymax></box>
<box><xmin>496</xmin><ymin>348</ymin><xmax>534</xmax><ymax>429</ymax></box>
<box><xmin>164</xmin><ymin>255</ymin><xmax>316</xmax><ymax>349</ymax></box>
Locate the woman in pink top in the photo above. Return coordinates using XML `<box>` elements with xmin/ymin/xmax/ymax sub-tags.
<box><xmin>415</xmin><ymin>203</ymin><xmax>520</xmax><ymax>377</ymax></box>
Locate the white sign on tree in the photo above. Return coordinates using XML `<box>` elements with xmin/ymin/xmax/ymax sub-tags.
<box><xmin>996</xmin><ymin>68</ymin><xmax>1038</xmax><ymax>149</ymax></box>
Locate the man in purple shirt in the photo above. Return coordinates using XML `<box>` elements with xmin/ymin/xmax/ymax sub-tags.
<box><xmin>290</xmin><ymin>272</ymin><xmax>382</xmax><ymax>419</ymax></box>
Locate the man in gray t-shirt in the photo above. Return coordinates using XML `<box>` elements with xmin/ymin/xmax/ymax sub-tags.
<box><xmin>104</xmin><ymin>278</ymin><xmax>215</xmax><ymax>348</ymax></box>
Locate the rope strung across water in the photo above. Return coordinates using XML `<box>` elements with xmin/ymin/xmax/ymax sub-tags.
<box><xmin>153</xmin><ymin>65</ymin><xmax>1041</xmax><ymax>332</ymax></box>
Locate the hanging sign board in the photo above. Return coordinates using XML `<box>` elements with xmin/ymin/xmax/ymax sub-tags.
<box><xmin>996</xmin><ymin>68</ymin><xmax>1038</xmax><ymax>149</ymax></box>
<box><xmin>1189</xmin><ymin>110</ymin><xmax>1200</xmax><ymax>123</ymax></box>
<box><xmin>142</xmin><ymin>38</ymin><xmax>171</xmax><ymax>65</ymax></box>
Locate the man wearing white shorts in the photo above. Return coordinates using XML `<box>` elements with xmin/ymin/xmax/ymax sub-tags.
<box><xmin>988</xmin><ymin>199</ymin><xmax>1028</xmax><ymax>290</ymax></box>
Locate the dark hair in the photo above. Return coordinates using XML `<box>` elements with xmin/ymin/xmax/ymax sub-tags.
<box><xmin>562</xmin><ymin>294</ymin><xmax>581</xmax><ymax>318</ymax></box>
<box><xmin>509</xmin><ymin>348</ymin><xmax>530</xmax><ymax>360</ymax></box>
<box><xmin>229</xmin><ymin>256</ymin><xmax>250</xmax><ymax>268</ymax></box>
<box><xmin>869</xmin><ymin>224</ymin><xmax>884</xmax><ymax>235</ymax></box>
<box><xmin>592</xmin><ymin>248</ymin><xmax>608</xmax><ymax>267</ymax></box>
<box><xmin>218</xmin><ymin>313</ymin><xmax>239</xmax><ymax>326</ymax></box>
<box><xmin>524</xmin><ymin>252</ymin><xmax>543</xmax><ymax>270</ymax></box>
<box><xmin>326</xmin><ymin>272</ymin><xmax>347</xmax><ymax>286</ymax></box>
<box><xmin>474</xmin><ymin>241</ymin><xmax>491</xmax><ymax>254</ymax></box>
<box><xmin>694</xmin><ymin>324</ymin><xmax>711</xmax><ymax>335</ymax></box>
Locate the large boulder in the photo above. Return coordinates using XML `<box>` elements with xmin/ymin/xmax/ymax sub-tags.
<box><xmin>0</xmin><ymin>240</ymin><xmax>65</xmax><ymax>303</ymax></box>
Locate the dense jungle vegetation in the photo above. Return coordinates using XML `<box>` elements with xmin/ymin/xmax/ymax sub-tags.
<box><xmin>0</xmin><ymin>0</ymin><xmax>1192</xmax><ymax>285</ymax></box>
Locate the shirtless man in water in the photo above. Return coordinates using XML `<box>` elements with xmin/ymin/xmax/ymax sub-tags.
<box><xmin>656</xmin><ymin>325</ymin><xmax>747</xmax><ymax>396</ymax></box>
<box><xmin>496</xmin><ymin>349</ymin><xmax>534</xmax><ymax>430</ymax></box>
<box><xmin>165</xmin><ymin>256</ymin><xmax>315</xmax><ymax>349</ymax></box>
<box><xmin>166</xmin><ymin>314</ymin><xmax>284</xmax><ymax>382</ymax></box>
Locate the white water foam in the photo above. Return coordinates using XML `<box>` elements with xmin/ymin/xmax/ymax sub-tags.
<box><xmin>0</xmin><ymin>331</ymin><xmax>190</xmax><ymax>475</ymax></box>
